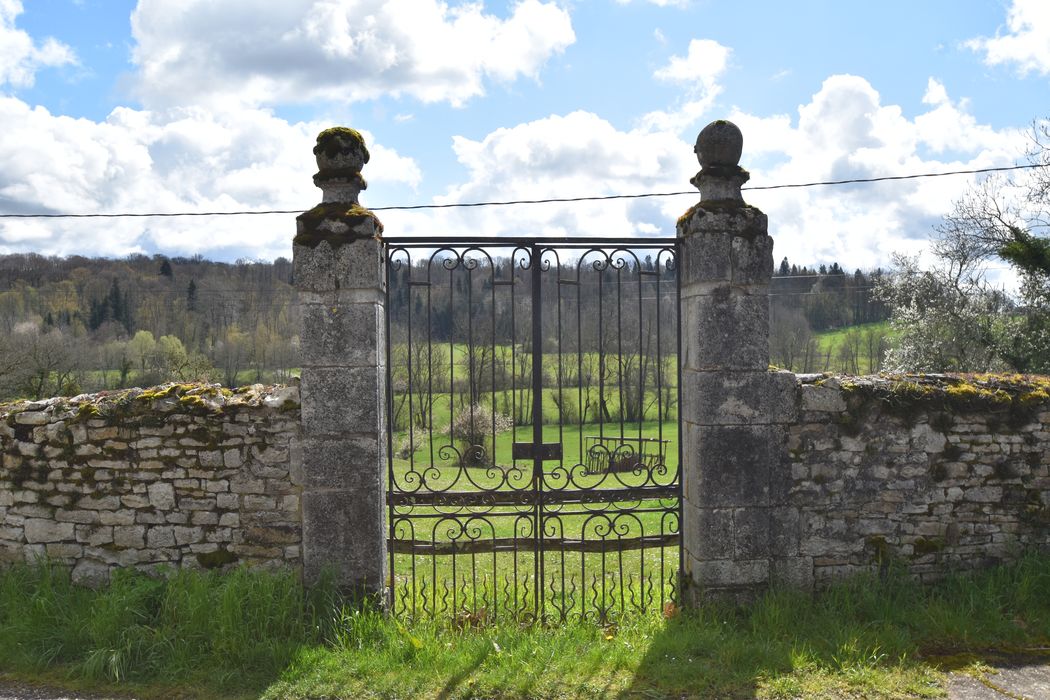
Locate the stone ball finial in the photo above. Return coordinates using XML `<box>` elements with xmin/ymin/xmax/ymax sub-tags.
<box><xmin>694</xmin><ymin>120</ymin><xmax>743</xmax><ymax>168</ymax></box>
<box><xmin>313</xmin><ymin>127</ymin><xmax>370</xmax><ymax>172</ymax></box>
<box><xmin>311</xmin><ymin>127</ymin><xmax>370</xmax><ymax>205</ymax></box>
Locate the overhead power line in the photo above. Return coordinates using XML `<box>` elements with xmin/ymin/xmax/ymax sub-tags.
<box><xmin>0</xmin><ymin>163</ymin><xmax>1044</xmax><ymax>220</ymax></box>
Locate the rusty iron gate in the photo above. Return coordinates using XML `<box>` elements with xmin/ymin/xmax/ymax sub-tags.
<box><xmin>384</xmin><ymin>238</ymin><xmax>680</xmax><ymax>623</ymax></box>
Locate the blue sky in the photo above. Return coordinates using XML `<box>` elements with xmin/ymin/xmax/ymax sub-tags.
<box><xmin>1</xmin><ymin>0</ymin><xmax>1047</xmax><ymax>270</ymax></box>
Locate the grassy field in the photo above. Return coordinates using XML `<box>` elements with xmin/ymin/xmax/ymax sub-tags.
<box><xmin>389</xmin><ymin>417</ymin><xmax>680</xmax><ymax>622</ymax></box>
<box><xmin>2</xmin><ymin>555</ymin><xmax>1049</xmax><ymax>699</ymax></box>
<box><xmin>809</xmin><ymin>321</ymin><xmax>894</xmax><ymax>375</ymax></box>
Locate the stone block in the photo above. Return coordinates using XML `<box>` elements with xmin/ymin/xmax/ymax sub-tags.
<box><xmin>730</xmin><ymin>232</ymin><xmax>774</xmax><ymax>286</ymax></box>
<box><xmin>302</xmin><ymin>487</ymin><xmax>385</xmax><ymax>591</ymax></box>
<box><xmin>299</xmin><ymin>302</ymin><xmax>382</xmax><ymax>368</ymax></box>
<box><xmin>682</xmin><ymin>370</ymin><xmax>797</xmax><ymax>426</ymax></box>
<box><xmin>690</xmin><ymin>556</ymin><xmax>769</xmax><ymax>587</ymax></box>
<box><xmin>770</xmin><ymin>507</ymin><xmax>801</xmax><ymax>556</ymax></box>
<box><xmin>76</xmin><ymin>495</ymin><xmax>120</xmax><ymax>511</ymax></box>
<box><xmin>677</xmin><ymin>231</ymin><xmax>731</xmax><ymax>287</ymax></box>
<box><xmin>113</xmin><ymin>526</ymin><xmax>145</xmax><ymax>548</ymax></box>
<box><xmin>681</xmin><ymin>423</ymin><xmax>783</xmax><ymax>507</ymax></box>
<box><xmin>45</xmin><ymin>543</ymin><xmax>82</xmax><ymax>559</ymax></box>
<box><xmin>15</xmin><ymin>411</ymin><xmax>48</xmax><ymax>426</ymax></box>
<box><xmin>99</xmin><ymin>510</ymin><xmax>135</xmax><ymax>526</ymax></box>
<box><xmin>682</xmin><ymin>506</ymin><xmax>733</xmax><ymax>560</ymax></box>
<box><xmin>147</xmin><ymin>526</ymin><xmax>176</xmax><ymax>548</ymax></box>
<box><xmin>24</xmin><ymin>519</ymin><xmax>74</xmax><ymax>543</ymax></box>
<box><xmin>734</xmin><ymin>507</ymin><xmax>771</xmax><ymax>559</ymax></box>
<box><xmin>298</xmin><ymin>436</ymin><xmax>382</xmax><ymax>490</ymax></box>
<box><xmin>147</xmin><ymin>482</ymin><xmax>176</xmax><ymax>510</ymax></box>
<box><xmin>293</xmin><ymin>238</ymin><xmax>384</xmax><ymax>294</ymax></box>
<box><xmin>680</xmin><ymin>288</ymin><xmax>769</xmax><ymax>371</ymax></box>
<box><xmin>771</xmin><ymin>556</ymin><xmax>814</xmax><ymax>589</ymax></box>
<box><xmin>75</xmin><ymin>525</ymin><xmax>113</xmax><ymax>546</ymax></box>
<box><xmin>677</xmin><ymin>205</ymin><xmax>768</xmax><ymax>249</ymax></box>
<box><xmin>799</xmin><ymin>385</ymin><xmax>847</xmax><ymax>413</ymax></box>
<box><xmin>300</xmin><ymin>367</ymin><xmax>381</xmax><ymax>436</ymax></box>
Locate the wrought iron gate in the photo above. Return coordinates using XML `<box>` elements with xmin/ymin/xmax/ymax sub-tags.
<box><xmin>385</xmin><ymin>238</ymin><xmax>680</xmax><ymax>623</ymax></box>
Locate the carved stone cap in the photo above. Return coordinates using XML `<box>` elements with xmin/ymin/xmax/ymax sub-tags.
<box><xmin>690</xmin><ymin>119</ymin><xmax>750</xmax><ymax>204</ymax></box>
<box><xmin>295</xmin><ymin>127</ymin><xmax>383</xmax><ymax>249</ymax></box>
<box><xmin>313</xmin><ymin>127</ymin><xmax>369</xmax><ymax>204</ymax></box>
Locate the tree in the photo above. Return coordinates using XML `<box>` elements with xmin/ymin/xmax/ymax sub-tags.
<box><xmin>878</xmin><ymin>119</ymin><xmax>1050</xmax><ymax>373</ymax></box>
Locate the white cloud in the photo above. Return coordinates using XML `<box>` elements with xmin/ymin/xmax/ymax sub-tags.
<box><xmin>129</xmin><ymin>0</ymin><xmax>575</xmax><ymax>109</ymax></box>
<box><xmin>0</xmin><ymin>0</ymin><xmax>76</xmax><ymax>88</ymax></box>
<box><xmin>383</xmin><ymin>75</ymin><xmax>1025</xmax><ymax>276</ymax></box>
<box><xmin>729</xmin><ymin>75</ymin><xmax>1023</xmax><ymax>269</ymax></box>
<box><xmin>614</xmin><ymin>0</ymin><xmax>689</xmax><ymax>7</ymax></box>
<box><xmin>654</xmin><ymin>38</ymin><xmax>728</xmax><ymax>86</ymax></box>
<box><xmin>967</xmin><ymin>0</ymin><xmax>1050</xmax><ymax>76</ymax></box>
<box><xmin>384</xmin><ymin>110</ymin><xmax>694</xmax><ymax>240</ymax></box>
<box><xmin>0</xmin><ymin>96</ymin><xmax>421</xmax><ymax>259</ymax></box>
<box><xmin>640</xmin><ymin>39</ymin><xmax>730</xmax><ymax>133</ymax></box>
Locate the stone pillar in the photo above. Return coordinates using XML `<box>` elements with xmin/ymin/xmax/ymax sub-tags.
<box><xmin>678</xmin><ymin>120</ymin><xmax>802</xmax><ymax>602</ymax></box>
<box><xmin>293</xmin><ymin>127</ymin><xmax>387</xmax><ymax>595</ymax></box>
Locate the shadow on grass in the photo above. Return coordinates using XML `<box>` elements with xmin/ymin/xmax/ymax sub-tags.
<box><xmin>620</xmin><ymin>606</ymin><xmax>783</xmax><ymax>699</ymax></box>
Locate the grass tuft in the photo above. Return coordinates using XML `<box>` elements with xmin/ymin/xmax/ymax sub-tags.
<box><xmin>1</xmin><ymin>554</ymin><xmax>1049</xmax><ymax>698</ymax></box>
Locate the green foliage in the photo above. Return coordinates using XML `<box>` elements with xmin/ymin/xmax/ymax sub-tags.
<box><xmin>878</xmin><ymin>119</ymin><xmax>1050</xmax><ymax>374</ymax></box>
<box><xmin>3</xmin><ymin>555</ymin><xmax>1050</xmax><ymax>699</ymax></box>
<box><xmin>0</xmin><ymin>254</ymin><xmax>296</xmax><ymax>400</ymax></box>
<box><xmin>0</xmin><ymin>563</ymin><xmax>334</xmax><ymax>694</ymax></box>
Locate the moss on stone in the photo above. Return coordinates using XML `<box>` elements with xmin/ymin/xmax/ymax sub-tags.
<box><xmin>196</xmin><ymin>547</ymin><xmax>240</xmax><ymax>569</ymax></box>
<box><xmin>912</xmin><ymin>537</ymin><xmax>945</xmax><ymax>556</ymax></box>
<box><xmin>313</xmin><ymin>127</ymin><xmax>369</xmax><ymax>162</ymax></box>
<box><xmin>294</xmin><ymin>202</ymin><xmax>384</xmax><ymax>248</ymax></box>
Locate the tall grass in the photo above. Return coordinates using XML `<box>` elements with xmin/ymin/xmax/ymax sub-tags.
<box><xmin>0</xmin><ymin>562</ymin><xmax>335</xmax><ymax>693</ymax></box>
<box><xmin>2</xmin><ymin>555</ymin><xmax>1049</xmax><ymax>699</ymax></box>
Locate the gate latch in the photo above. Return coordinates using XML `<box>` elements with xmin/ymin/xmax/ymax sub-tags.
<box><xmin>512</xmin><ymin>442</ymin><xmax>563</xmax><ymax>461</ymax></box>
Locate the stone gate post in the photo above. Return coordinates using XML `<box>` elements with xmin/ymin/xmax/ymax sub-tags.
<box><xmin>678</xmin><ymin>120</ymin><xmax>801</xmax><ymax>602</ymax></box>
<box><xmin>293</xmin><ymin>127</ymin><xmax>387</xmax><ymax>595</ymax></box>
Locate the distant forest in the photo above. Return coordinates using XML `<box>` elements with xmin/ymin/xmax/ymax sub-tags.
<box><xmin>770</xmin><ymin>257</ymin><xmax>892</xmax><ymax>374</ymax></box>
<box><xmin>0</xmin><ymin>253</ymin><xmax>297</xmax><ymax>400</ymax></box>
<box><xmin>0</xmin><ymin>251</ymin><xmax>889</xmax><ymax>401</ymax></box>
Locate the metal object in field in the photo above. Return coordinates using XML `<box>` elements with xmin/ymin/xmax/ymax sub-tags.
<box><xmin>384</xmin><ymin>237</ymin><xmax>681</xmax><ymax>623</ymax></box>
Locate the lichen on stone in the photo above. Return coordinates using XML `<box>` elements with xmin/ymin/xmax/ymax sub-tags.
<box><xmin>313</xmin><ymin>127</ymin><xmax>369</xmax><ymax>163</ymax></box>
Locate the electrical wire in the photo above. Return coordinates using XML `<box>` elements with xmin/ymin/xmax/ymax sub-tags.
<box><xmin>0</xmin><ymin>163</ymin><xmax>1044</xmax><ymax>220</ymax></box>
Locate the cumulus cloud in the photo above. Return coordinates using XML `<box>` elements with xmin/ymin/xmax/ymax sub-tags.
<box><xmin>384</xmin><ymin>110</ymin><xmax>693</xmax><ymax>241</ymax></box>
<box><xmin>640</xmin><ymin>39</ymin><xmax>730</xmax><ymax>133</ymax></box>
<box><xmin>730</xmin><ymin>75</ymin><xmax>1023</xmax><ymax>268</ymax></box>
<box><xmin>967</xmin><ymin>0</ymin><xmax>1050</xmax><ymax>76</ymax></box>
<box><xmin>384</xmin><ymin>75</ymin><xmax>1025</xmax><ymax>274</ymax></box>
<box><xmin>0</xmin><ymin>0</ymin><xmax>76</xmax><ymax>88</ymax></box>
<box><xmin>130</xmin><ymin>0</ymin><xmax>575</xmax><ymax>109</ymax></box>
<box><xmin>0</xmin><ymin>96</ymin><xmax>421</xmax><ymax>259</ymax></box>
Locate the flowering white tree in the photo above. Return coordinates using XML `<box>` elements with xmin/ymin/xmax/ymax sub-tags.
<box><xmin>878</xmin><ymin>119</ymin><xmax>1050</xmax><ymax>374</ymax></box>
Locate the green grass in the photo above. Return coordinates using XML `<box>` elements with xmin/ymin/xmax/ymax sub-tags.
<box><xmin>811</xmin><ymin>321</ymin><xmax>895</xmax><ymax>375</ymax></box>
<box><xmin>3</xmin><ymin>555</ymin><xmax>1050</xmax><ymax>699</ymax></box>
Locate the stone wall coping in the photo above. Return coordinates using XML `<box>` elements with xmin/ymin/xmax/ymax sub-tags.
<box><xmin>794</xmin><ymin>372</ymin><xmax>1050</xmax><ymax>407</ymax></box>
<box><xmin>0</xmin><ymin>381</ymin><xmax>301</xmax><ymax>423</ymax></box>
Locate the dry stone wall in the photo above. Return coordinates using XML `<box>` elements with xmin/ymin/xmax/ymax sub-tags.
<box><xmin>787</xmin><ymin>373</ymin><xmax>1050</xmax><ymax>586</ymax></box>
<box><xmin>0</xmin><ymin>383</ymin><xmax>301</xmax><ymax>586</ymax></box>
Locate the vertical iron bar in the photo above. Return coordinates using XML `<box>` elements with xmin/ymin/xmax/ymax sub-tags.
<box><xmin>531</xmin><ymin>243</ymin><xmax>544</xmax><ymax>621</ymax></box>
<box><xmin>674</xmin><ymin>242</ymin><xmax>684</xmax><ymax>602</ymax></box>
<box><xmin>616</xmin><ymin>259</ymin><xmax>624</xmax><ymax>442</ymax></box>
<box><xmin>384</xmin><ymin>244</ymin><xmax>396</xmax><ymax>612</ymax></box>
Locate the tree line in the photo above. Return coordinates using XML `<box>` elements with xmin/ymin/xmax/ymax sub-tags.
<box><xmin>0</xmin><ymin>253</ymin><xmax>297</xmax><ymax>400</ymax></box>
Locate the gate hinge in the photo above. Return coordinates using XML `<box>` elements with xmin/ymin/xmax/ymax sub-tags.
<box><xmin>512</xmin><ymin>442</ymin><xmax>562</xmax><ymax>461</ymax></box>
